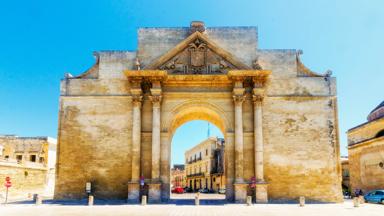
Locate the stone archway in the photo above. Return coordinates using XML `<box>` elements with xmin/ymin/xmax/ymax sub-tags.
<box><xmin>161</xmin><ymin>100</ymin><xmax>231</xmax><ymax>201</ymax></box>
<box><xmin>125</xmin><ymin>70</ymin><xmax>270</xmax><ymax>204</ymax></box>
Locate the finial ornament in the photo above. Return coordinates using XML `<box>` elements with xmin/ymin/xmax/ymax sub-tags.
<box><xmin>190</xmin><ymin>21</ymin><xmax>205</xmax><ymax>34</ymax></box>
<box><xmin>325</xmin><ymin>70</ymin><xmax>332</xmax><ymax>77</ymax></box>
<box><xmin>252</xmin><ymin>57</ymin><xmax>262</xmax><ymax>70</ymax></box>
<box><xmin>135</xmin><ymin>58</ymin><xmax>141</xmax><ymax>70</ymax></box>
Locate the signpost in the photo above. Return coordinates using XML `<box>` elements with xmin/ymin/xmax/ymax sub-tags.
<box><xmin>4</xmin><ymin>177</ymin><xmax>12</xmax><ymax>204</ymax></box>
<box><xmin>250</xmin><ymin>176</ymin><xmax>256</xmax><ymax>188</ymax></box>
<box><xmin>140</xmin><ymin>176</ymin><xmax>144</xmax><ymax>187</ymax></box>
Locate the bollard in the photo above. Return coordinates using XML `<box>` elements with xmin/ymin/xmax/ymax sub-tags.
<box><xmin>88</xmin><ymin>195</ymin><xmax>94</xmax><ymax>206</ymax></box>
<box><xmin>195</xmin><ymin>194</ymin><xmax>200</xmax><ymax>206</ymax></box>
<box><xmin>35</xmin><ymin>194</ymin><xmax>42</xmax><ymax>205</ymax></box>
<box><xmin>141</xmin><ymin>195</ymin><xmax>147</xmax><ymax>206</ymax></box>
<box><xmin>358</xmin><ymin>195</ymin><xmax>364</xmax><ymax>204</ymax></box>
<box><xmin>353</xmin><ymin>197</ymin><xmax>359</xmax><ymax>207</ymax></box>
<box><xmin>299</xmin><ymin>196</ymin><xmax>305</xmax><ymax>207</ymax></box>
<box><xmin>246</xmin><ymin>196</ymin><xmax>252</xmax><ymax>206</ymax></box>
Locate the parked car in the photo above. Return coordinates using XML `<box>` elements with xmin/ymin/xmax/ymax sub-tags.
<box><xmin>364</xmin><ymin>190</ymin><xmax>384</xmax><ymax>204</ymax></box>
<box><xmin>198</xmin><ymin>188</ymin><xmax>209</xmax><ymax>193</ymax></box>
<box><xmin>171</xmin><ymin>187</ymin><xmax>184</xmax><ymax>194</ymax></box>
<box><xmin>184</xmin><ymin>187</ymin><xmax>193</xmax><ymax>193</ymax></box>
<box><xmin>218</xmin><ymin>188</ymin><xmax>226</xmax><ymax>194</ymax></box>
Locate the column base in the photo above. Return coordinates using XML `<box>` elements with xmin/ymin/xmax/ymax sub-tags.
<box><xmin>148</xmin><ymin>183</ymin><xmax>161</xmax><ymax>203</ymax></box>
<box><xmin>255</xmin><ymin>182</ymin><xmax>268</xmax><ymax>203</ymax></box>
<box><xmin>127</xmin><ymin>182</ymin><xmax>140</xmax><ymax>204</ymax></box>
<box><xmin>234</xmin><ymin>183</ymin><xmax>248</xmax><ymax>203</ymax></box>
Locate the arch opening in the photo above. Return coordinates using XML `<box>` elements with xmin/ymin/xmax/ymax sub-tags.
<box><xmin>166</xmin><ymin>103</ymin><xmax>229</xmax><ymax>202</ymax></box>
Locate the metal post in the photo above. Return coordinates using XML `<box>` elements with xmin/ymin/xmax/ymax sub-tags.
<box><xmin>5</xmin><ymin>187</ymin><xmax>8</xmax><ymax>204</ymax></box>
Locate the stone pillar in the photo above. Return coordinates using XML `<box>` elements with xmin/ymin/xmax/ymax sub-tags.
<box><xmin>128</xmin><ymin>82</ymin><xmax>143</xmax><ymax>203</ymax></box>
<box><xmin>148</xmin><ymin>80</ymin><xmax>162</xmax><ymax>203</ymax></box>
<box><xmin>233</xmin><ymin>92</ymin><xmax>245</xmax><ymax>182</ymax></box>
<box><xmin>232</xmin><ymin>80</ymin><xmax>247</xmax><ymax>203</ymax></box>
<box><xmin>253</xmin><ymin>87</ymin><xmax>268</xmax><ymax>203</ymax></box>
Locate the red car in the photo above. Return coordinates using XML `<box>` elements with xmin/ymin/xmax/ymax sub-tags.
<box><xmin>171</xmin><ymin>187</ymin><xmax>184</xmax><ymax>194</ymax></box>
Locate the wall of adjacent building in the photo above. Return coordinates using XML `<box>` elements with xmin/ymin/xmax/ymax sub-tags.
<box><xmin>0</xmin><ymin>162</ymin><xmax>47</xmax><ymax>197</ymax></box>
<box><xmin>348</xmin><ymin>117</ymin><xmax>384</xmax><ymax>193</ymax></box>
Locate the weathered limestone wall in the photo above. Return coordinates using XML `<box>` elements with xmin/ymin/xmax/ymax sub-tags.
<box><xmin>54</xmin><ymin>97</ymin><xmax>132</xmax><ymax>199</ymax></box>
<box><xmin>348</xmin><ymin>138</ymin><xmax>384</xmax><ymax>193</ymax></box>
<box><xmin>263</xmin><ymin>97</ymin><xmax>342</xmax><ymax>202</ymax></box>
<box><xmin>0</xmin><ymin>163</ymin><xmax>47</xmax><ymax>196</ymax></box>
<box><xmin>137</xmin><ymin>27</ymin><xmax>257</xmax><ymax>67</ymax></box>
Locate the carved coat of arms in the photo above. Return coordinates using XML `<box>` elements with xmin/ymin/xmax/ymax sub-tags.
<box><xmin>189</xmin><ymin>39</ymin><xmax>206</xmax><ymax>67</ymax></box>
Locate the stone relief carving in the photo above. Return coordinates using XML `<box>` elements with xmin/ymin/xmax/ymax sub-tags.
<box><xmin>158</xmin><ymin>38</ymin><xmax>237</xmax><ymax>74</ymax></box>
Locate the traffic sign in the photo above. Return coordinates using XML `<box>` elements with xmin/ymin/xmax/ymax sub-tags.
<box><xmin>140</xmin><ymin>176</ymin><xmax>144</xmax><ymax>186</ymax></box>
<box><xmin>4</xmin><ymin>181</ymin><xmax>12</xmax><ymax>188</ymax></box>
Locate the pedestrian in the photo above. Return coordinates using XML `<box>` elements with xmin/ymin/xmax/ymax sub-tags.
<box><xmin>354</xmin><ymin>189</ymin><xmax>359</xmax><ymax>198</ymax></box>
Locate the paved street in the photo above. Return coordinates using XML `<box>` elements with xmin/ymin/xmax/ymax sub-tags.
<box><xmin>0</xmin><ymin>200</ymin><xmax>383</xmax><ymax>216</ymax></box>
<box><xmin>170</xmin><ymin>193</ymin><xmax>225</xmax><ymax>200</ymax></box>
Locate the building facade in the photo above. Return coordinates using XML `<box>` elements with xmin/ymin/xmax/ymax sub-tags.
<box><xmin>170</xmin><ymin>164</ymin><xmax>186</xmax><ymax>188</ymax></box>
<box><xmin>55</xmin><ymin>21</ymin><xmax>342</xmax><ymax>203</ymax></box>
<box><xmin>347</xmin><ymin>101</ymin><xmax>384</xmax><ymax>193</ymax></box>
<box><xmin>0</xmin><ymin>135</ymin><xmax>57</xmax><ymax>196</ymax></box>
<box><xmin>185</xmin><ymin>137</ymin><xmax>225</xmax><ymax>192</ymax></box>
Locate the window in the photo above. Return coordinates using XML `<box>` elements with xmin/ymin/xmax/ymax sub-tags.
<box><xmin>16</xmin><ymin>155</ymin><xmax>22</xmax><ymax>162</ymax></box>
<box><xmin>39</xmin><ymin>157</ymin><xmax>44</xmax><ymax>163</ymax></box>
<box><xmin>30</xmin><ymin>155</ymin><xmax>36</xmax><ymax>162</ymax></box>
<box><xmin>199</xmin><ymin>152</ymin><xmax>202</xmax><ymax>159</ymax></box>
<box><xmin>206</xmin><ymin>149</ymin><xmax>208</xmax><ymax>156</ymax></box>
<box><xmin>376</xmin><ymin>130</ymin><xmax>384</xmax><ymax>138</ymax></box>
<box><xmin>5</xmin><ymin>155</ymin><xmax>9</xmax><ymax>159</ymax></box>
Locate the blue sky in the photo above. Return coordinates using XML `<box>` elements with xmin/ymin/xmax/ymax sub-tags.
<box><xmin>0</xmin><ymin>0</ymin><xmax>383</xmax><ymax>163</ymax></box>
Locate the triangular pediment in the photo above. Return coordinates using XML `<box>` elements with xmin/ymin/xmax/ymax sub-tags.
<box><xmin>144</xmin><ymin>31</ymin><xmax>250</xmax><ymax>74</ymax></box>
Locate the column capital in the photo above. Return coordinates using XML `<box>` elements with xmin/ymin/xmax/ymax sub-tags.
<box><xmin>252</xmin><ymin>88</ymin><xmax>265</xmax><ymax>106</ymax></box>
<box><xmin>252</xmin><ymin>95</ymin><xmax>264</xmax><ymax>106</ymax></box>
<box><xmin>149</xmin><ymin>95</ymin><xmax>162</xmax><ymax>107</ymax></box>
<box><xmin>132</xmin><ymin>95</ymin><xmax>143</xmax><ymax>107</ymax></box>
<box><xmin>233</xmin><ymin>94</ymin><xmax>246</xmax><ymax>106</ymax></box>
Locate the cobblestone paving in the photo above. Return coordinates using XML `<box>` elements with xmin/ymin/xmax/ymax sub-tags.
<box><xmin>0</xmin><ymin>200</ymin><xmax>383</xmax><ymax>216</ymax></box>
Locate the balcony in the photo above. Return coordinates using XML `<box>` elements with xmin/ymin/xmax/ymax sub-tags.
<box><xmin>186</xmin><ymin>172</ymin><xmax>204</xmax><ymax>178</ymax></box>
<box><xmin>187</xmin><ymin>157</ymin><xmax>202</xmax><ymax>164</ymax></box>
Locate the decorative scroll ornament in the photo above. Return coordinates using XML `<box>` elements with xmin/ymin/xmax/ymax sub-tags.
<box><xmin>158</xmin><ymin>38</ymin><xmax>237</xmax><ymax>74</ymax></box>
